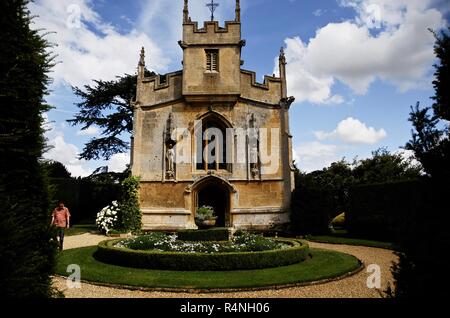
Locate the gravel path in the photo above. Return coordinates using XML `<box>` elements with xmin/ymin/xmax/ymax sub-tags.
<box><xmin>53</xmin><ymin>233</ymin><xmax>397</xmax><ymax>298</ymax></box>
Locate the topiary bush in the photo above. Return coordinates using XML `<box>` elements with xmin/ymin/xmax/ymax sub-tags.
<box><xmin>118</xmin><ymin>176</ymin><xmax>142</xmax><ymax>234</ymax></box>
<box><xmin>94</xmin><ymin>238</ymin><xmax>309</xmax><ymax>271</ymax></box>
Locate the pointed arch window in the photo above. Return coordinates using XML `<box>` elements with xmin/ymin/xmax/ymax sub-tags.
<box><xmin>195</xmin><ymin>116</ymin><xmax>230</xmax><ymax>171</ymax></box>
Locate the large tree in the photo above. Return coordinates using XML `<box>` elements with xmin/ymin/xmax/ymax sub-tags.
<box><xmin>389</xmin><ymin>28</ymin><xmax>450</xmax><ymax>299</ymax></box>
<box><xmin>69</xmin><ymin>70</ymin><xmax>155</xmax><ymax>161</ymax></box>
<box><xmin>406</xmin><ymin>28</ymin><xmax>450</xmax><ymax>178</ymax></box>
<box><xmin>0</xmin><ymin>0</ymin><xmax>57</xmax><ymax>297</ymax></box>
<box><xmin>352</xmin><ymin>148</ymin><xmax>422</xmax><ymax>184</ymax></box>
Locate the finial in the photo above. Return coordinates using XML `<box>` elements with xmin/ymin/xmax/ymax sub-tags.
<box><xmin>236</xmin><ymin>0</ymin><xmax>241</xmax><ymax>22</ymax></box>
<box><xmin>279</xmin><ymin>47</ymin><xmax>286</xmax><ymax>65</ymax></box>
<box><xmin>139</xmin><ymin>47</ymin><xmax>145</xmax><ymax>67</ymax></box>
<box><xmin>183</xmin><ymin>0</ymin><xmax>189</xmax><ymax>23</ymax></box>
<box><xmin>206</xmin><ymin>0</ymin><xmax>219</xmax><ymax>22</ymax></box>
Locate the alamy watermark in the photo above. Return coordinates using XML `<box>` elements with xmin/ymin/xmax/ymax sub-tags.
<box><xmin>366</xmin><ymin>264</ymin><xmax>381</xmax><ymax>289</ymax></box>
<box><xmin>66</xmin><ymin>264</ymin><xmax>81</xmax><ymax>289</ymax></box>
<box><xmin>169</xmin><ymin>122</ymin><xmax>283</xmax><ymax>175</ymax></box>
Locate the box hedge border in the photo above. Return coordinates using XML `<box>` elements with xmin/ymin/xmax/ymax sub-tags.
<box><xmin>94</xmin><ymin>238</ymin><xmax>309</xmax><ymax>271</ymax></box>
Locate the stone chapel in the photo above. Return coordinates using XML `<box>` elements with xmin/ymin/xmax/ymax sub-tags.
<box><xmin>131</xmin><ymin>0</ymin><xmax>296</xmax><ymax>230</ymax></box>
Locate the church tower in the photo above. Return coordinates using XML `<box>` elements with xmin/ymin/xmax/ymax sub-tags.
<box><xmin>132</xmin><ymin>0</ymin><xmax>295</xmax><ymax>230</ymax></box>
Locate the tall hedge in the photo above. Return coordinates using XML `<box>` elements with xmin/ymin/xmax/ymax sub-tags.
<box><xmin>347</xmin><ymin>179</ymin><xmax>422</xmax><ymax>242</ymax></box>
<box><xmin>119</xmin><ymin>176</ymin><xmax>142</xmax><ymax>234</ymax></box>
<box><xmin>0</xmin><ymin>0</ymin><xmax>57</xmax><ymax>297</ymax></box>
<box><xmin>291</xmin><ymin>184</ymin><xmax>334</xmax><ymax>235</ymax></box>
<box><xmin>49</xmin><ymin>178</ymin><xmax>121</xmax><ymax>224</ymax></box>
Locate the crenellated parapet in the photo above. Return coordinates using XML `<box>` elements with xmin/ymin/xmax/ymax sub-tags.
<box><xmin>137</xmin><ymin>71</ymin><xmax>183</xmax><ymax>107</ymax></box>
<box><xmin>240</xmin><ymin>70</ymin><xmax>283</xmax><ymax>106</ymax></box>
<box><xmin>182</xmin><ymin>20</ymin><xmax>242</xmax><ymax>46</ymax></box>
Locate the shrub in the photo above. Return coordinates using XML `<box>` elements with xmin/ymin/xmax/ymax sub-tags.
<box><xmin>95</xmin><ymin>201</ymin><xmax>120</xmax><ymax>234</ymax></box>
<box><xmin>291</xmin><ymin>185</ymin><xmax>334</xmax><ymax>235</ymax></box>
<box><xmin>94</xmin><ymin>238</ymin><xmax>309</xmax><ymax>271</ymax></box>
<box><xmin>118</xmin><ymin>232</ymin><xmax>287</xmax><ymax>253</ymax></box>
<box><xmin>119</xmin><ymin>176</ymin><xmax>142</xmax><ymax>234</ymax></box>
<box><xmin>177</xmin><ymin>228</ymin><xmax>230</xmax><ymax>242</ymax></box>
<box><xmin>195</xmin><ymin>205</ymin><xmax>216</xmax><ymax>222</ymax></box>
<box><xmin>347</xmin><ymin>179</ymin><xmax>421</xmax><ymax>242</ymax></box>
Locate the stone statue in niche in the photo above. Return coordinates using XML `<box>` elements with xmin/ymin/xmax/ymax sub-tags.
<box><xmin>248</xmin><ymin>113</ymin><xmax>259</xmax><ymax>178</ymax></box>
<box><xmin>166</xmin><ymin>143</ymin><xmax>175</xmax><ymax>178</ymax></box>
<box><xmin>165</xmin><ymin>113</ymin><xmax>176</xmax><ymax>179</ymax></box>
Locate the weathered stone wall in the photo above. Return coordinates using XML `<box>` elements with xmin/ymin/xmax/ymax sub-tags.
<box><xmin>131</xmin><ymin>14</ymin><xmax>294</xmax><ymax>230</ymax></box>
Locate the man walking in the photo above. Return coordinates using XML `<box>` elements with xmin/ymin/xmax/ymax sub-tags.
<box><xmin>51</xmin><ymin>201</ymin><xmax>71</xmax><ymax>251</ymax></box>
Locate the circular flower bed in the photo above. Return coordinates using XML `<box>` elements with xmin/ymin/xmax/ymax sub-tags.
<box><xmin>116</xmin><ymin>232</ymin><xmax>289</xmax><ymax>253</ymax></box>
<box><xmin>94</xmin><ymin>232</ymin><xmax>310</xmax><ymax>271</ymax></box>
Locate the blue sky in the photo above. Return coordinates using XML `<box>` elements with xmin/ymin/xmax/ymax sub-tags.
<box><xmin>29</xmin><ymin>0</ymin><xmax>449</xmax><ymax>176</ymax></box>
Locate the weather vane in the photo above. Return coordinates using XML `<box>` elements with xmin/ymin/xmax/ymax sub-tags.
<box><xmin>206</xmin><ymin>0</ymin><xmax>219</xmax><ymax>21</ymax></box>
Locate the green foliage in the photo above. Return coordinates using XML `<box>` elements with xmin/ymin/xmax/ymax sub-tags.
<box><xmin>49</xmin><ymin>178</ymin><xmax>122</xmax><ymax>224</ymax></box>
<box><xmin>118</xmin><ymin>176</ymin><xmax>142</xmax><ymax>234</ymax></box>
<box><xmin>353</xmin><ymin>148</ymin><xmax>422</xmax><ymax>184</ymax></box>
<box><xmin>95</xmin><ymin>238</ymin><xmax>309</xmax><ymax>271</ymax></box>
<box><xmin>386</xmin><ymin>178</ymin><xmax>450</xmax><ymax>298</ymax></box>
<box><xmin>392</xmin><ymin>29</ymin><xmax>450</xmax><ymax>298</ymax></box>
<box><xmin>195</xmin><ymin>205</ymin><xmax>216</xmax><ymax>222</ymax></box>
<box><xmin>68</xmin><ymin>70</ymin><xmax>155</xmax><ymax>161</ymax></box>
<box><xmin>119</xmin><ymin>232</ymin><xmax>287</xmax><ymax>253</ymax></box>
<box><xmin>0</xmin><ymin>0</ymin><xmax>57</xmax><ymax>297</ymax></box>
<box><xmin>40</xmin><ymin>160</ymin><xmax>71</xmax><ymax>178</ymax></box>
<box><xmin>290</xmin><ymin>149</ymin><xmax>421</xmax><ymax>236</ymax></box>
<box><xmin>347</xmin><ymin>179</ymin><xmax>422</xmax><ymax>242</ymax></box>
<box><xmin>177</xmin><ymin>228</ymin><xmax>230</xmax><ymax>241</ymax></box>
<box><xmin>290</xmin><ymin>172</ymin><xmax>334</xmax><ymax>235</ymax></box>
<box><xmin>406</xmin><ymin>28</ymin><xmax>450</xmax><ymax>178</ymax></box>
<box><xmin>431</xmin><ymin>27</ymin><xmax>450</xmax><ymax>122</ymax></box>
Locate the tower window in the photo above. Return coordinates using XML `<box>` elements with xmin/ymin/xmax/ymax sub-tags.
<box><xmin>205</xmin><ymin>49</ymin><xmax>219</xmax><ymax>72</ymax></box>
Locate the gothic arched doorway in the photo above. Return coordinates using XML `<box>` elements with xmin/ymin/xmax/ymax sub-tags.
<box><xmin>193</xmin><ymin>177</ymin><xmax>232</xmax><ymax>228</ymax></box>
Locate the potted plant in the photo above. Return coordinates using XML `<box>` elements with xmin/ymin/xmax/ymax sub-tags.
<box><xmin>195</xmin><ymin>206</ymin><xmax>217</xmax><ymax>228</ymax></box>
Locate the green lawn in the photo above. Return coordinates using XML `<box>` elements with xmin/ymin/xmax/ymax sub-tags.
<box><xmin>65</xmin><ymin>224</ymin><xmax>98</xmax><ymax>236</ymax></box>
<box><xmin>306</xmin><ymin>235</ymin><xmax>396</xmax><ymax>250</ymax></box>
<box><xmin>55</xmin><ymin>246</ymin><xmax>361</xmax><ymax>290</ymax></box>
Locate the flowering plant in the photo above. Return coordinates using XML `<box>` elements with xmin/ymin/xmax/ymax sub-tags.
<box><xmin>195</xmin><ymin>205</ymin><xmax>216</xmax><ymax>222</ymax></box>
<box><xmin>96</xmin><ymin>201</ymin><xmax>120</xmax><ymax>234</ymax></box>
<box><xmin>114</xmin><ymin>232</ymin><xmax>287</xmax><ymax>254</ymax></box>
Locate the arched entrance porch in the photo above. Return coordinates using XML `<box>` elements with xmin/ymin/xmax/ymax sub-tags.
<box><xmin>189</xmin><ymin>175</ymin><xmax>236</xmax><ymax>228</ymax></box>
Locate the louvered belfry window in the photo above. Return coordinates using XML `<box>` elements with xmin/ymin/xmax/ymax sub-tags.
<box><xmin>205</xmin><ymin>49</ymin><xmax>219</xmax><ymax>72</ymax></box>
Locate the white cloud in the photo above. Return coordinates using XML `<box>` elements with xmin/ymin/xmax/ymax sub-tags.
<box><xmin>315</xmin><ymin>117</ymin><xmax>387</xmax><ymax>144</ymax></box>
<box><xmin>29</xmin><ymin>0</ymin><xmax>170</xmax><ymax>88</ymax></box>
<box><xmin>137</xmin><ymin>0</ymin><xmax>236</xmax><ymax>64</ymax></box>
<box><xmin>280</xmin><ymin>0</ymin><xmax>445</xmax><ymax>103</ymax></box>
<box><xmin>295</xmin><ymin>141</ymin><xmax>340</xmax><ymax>172</ymax></box>
<box><xmin>76</xmin><ymin>126</ymin><xmax>99</xmax><ymax>136</ymax></box>
<box><xmin>313</xmin><ymin>9</ymin><xmax>325</xmax><ymax>17</ymax></box>
<box><xmin>42</xmin><ymin>114</ymin><xmax>92</xmax><ymax>177</ymax></box>
<box><xmin>394</xmin><ymin>148</ymin><xmax>422</xmax><ymax>169</ymax></box>
<box><xmin>107</xmin><ymin>153</ymin><xmax>130</xmax><ymax>173</ymax></box>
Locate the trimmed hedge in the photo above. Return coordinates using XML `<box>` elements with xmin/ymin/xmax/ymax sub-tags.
<box><xmin>177</xmin><ymin>228</ymin><xmax>231</xmax><ymax>242</ymax></box>
<box><xmin>347</xmin><ymin>179</ymin><xmax>422</xmax><ymax>242</ymax></box>
<box><xmin>50</xmin><ymin>178</ymin><xmax>121</xmax><ymax>224</ymax></box>
<box><xmin>94</xmin><ymin>238</ymin><xmax>309</xmax><ymax>271</ymax></box>
<box><xmin>291</xmin><ymin>185</ymin><xmax>334</xmax><ymax>235</ymax></box>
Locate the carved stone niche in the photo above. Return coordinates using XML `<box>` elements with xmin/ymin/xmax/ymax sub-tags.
<box><xmin>165</xmin><ymin>113</ymin><xmax>176</xmax><ymax>179</ymax></box>
<box><xmin>248</xmin><ymin>113</ymin><xmax>260</xmax><ymax>179</ymax></box>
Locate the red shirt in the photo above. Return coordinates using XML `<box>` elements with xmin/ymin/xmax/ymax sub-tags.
<box><xmin>52</xmin><ymin>207</ymin><xmax>70</xmax><ymax>228</ymax></box>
